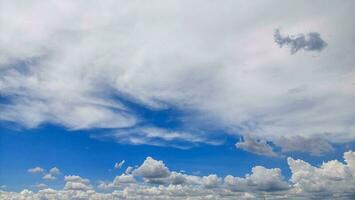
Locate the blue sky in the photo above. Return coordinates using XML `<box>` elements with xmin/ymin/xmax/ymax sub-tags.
<box><xmin>0</xmin><ymin>1</ymin><xmax>355</xmax><ymax>199</ymax></box>
<box><xmin>0</xmin><ymin>117</ymin><xmax>352</xmax><ymax>192</ymax></box>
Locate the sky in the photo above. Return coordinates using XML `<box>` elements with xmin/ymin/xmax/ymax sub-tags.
<box><xmin>0</xmin><ymin>0</ymin><xmax>355</xmax><ymax>199</ymax></box>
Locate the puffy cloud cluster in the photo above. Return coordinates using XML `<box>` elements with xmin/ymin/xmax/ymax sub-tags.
<box><xmin>28</xmin><ymin>166</ymin><xmax>61</xmax><ymax>181</ymax></box>
<box><xmin>224</xmin><ymin>166</ymin><xmax>289</xmax><ymax>192</ymax></box>
<box><xmin>288</xmin><ymin>151</ymin><xmax>355</xmax><ymax>198</ymax></box>
<box><xmin>3</xmin><ymin>152</ymin><xmax>354</xmax><ymax>199</ymax></box>
<box><xmin>64</xmin><ymin>176</ymin><xmax>92</xmax><ymax>191</ymax></box>
<box><xmin>0</xmin><ymin>0</ymin><xmax>354</xmax><ymax>155</ymax></box>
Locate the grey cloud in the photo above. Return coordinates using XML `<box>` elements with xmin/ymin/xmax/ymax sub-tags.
<box><xmin>275</xmin><ymin>136</ymin><xmax>334</xmax><ymax>156</ymax></box>
<box><xmin>235</xmin><ymin>135</ymin><xmax>277</xmax><ymax>157</ymax></box>
<box><xmin>274</xmin><ymin>29</ymin><xmax>327</xmax><ymax>54</ymax></box>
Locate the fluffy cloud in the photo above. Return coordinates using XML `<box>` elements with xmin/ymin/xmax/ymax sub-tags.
<box><xmin>42</xmin><ymin>174</ymin><xmax>56</xmax><ymax>181</ymax></box>
<box><xmin>64</xmin><ymin>175</ymin><xmax>92</xmax><ymax>191</ymax></box>
<box><xmin>274</xmin><ymin>29</ymin><xmax>327</xmax><ymax>54</ymax></box>
<box><xmin>49</xmin><ymin>167</ymin><xmax>61</xmax><ymax>175</ymax></box>
<box><xmin>98</xmin><ymin>174</ymin><xmax>136</xmax><ymax>190</ymax></box>
<box><xmin>224</xmin><ymin>166</ymin><xmax>289</xmax><ymax>192</ymax></box>
<box><xmin>3</xmin><ymin>151</ymin><xmax>355</xmax><ymax>199</ymax></box>
<box><xmin>288</xmin><ymin>151</ymin><xmax>355</xmax><ymax>198</ymax></box>
<box><xmin>28</xmin><ymin>166</ymin><xmax>61</xmax><ymax>181</ymax></box>
<box><xmin>202</xmin><ymin>175</ymin><xmax>222</xmax><ymax>189</ymax></box>
<box><xmin>28</xmin><ymin>167</ymin><xmax>44</xmax><ymax>174</ymax></box>
<box><xmin>235</xmin><ymin>135</ymin><xmax>277</xmax><ymax>157</ymax></box>
<box><xmin>133</xmin><ymin>157</ymin><xmax>171</xmax><ymax>180</ymax></box>
<box><xmin>0</xmin><ymin>0</ymin><xmax>354</xmax><ymax>155</ymax></box>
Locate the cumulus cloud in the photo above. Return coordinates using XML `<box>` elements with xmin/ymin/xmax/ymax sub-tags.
<box><xmin>3</xmin><ymin>151</ymin><xmax>355</xmax><ymax>199</ymax></box>
<box><xmin>64</xmin><ymin>175</ymin><xmax>92</xmax><ymax>191</ymax></box>
<box><xmin>0</xmin><ymin>0</ymin><xmax>354</xmax><ymax>155</ymax></box>
<box><xmin>42</xmin><ymin>174</ymin><xmax>56</xmax><ymax>181</ymax></box>
<box><xmin>235</xmin><ymin>135</ymin><xmax>277</xmax><ymax>157</ymax></box>
<box><xmin>288</xmin><ymin>151</ymin><xmax>355</xmax><ymax>198</ymax></box>
<box><xmin>28</xmin><ymin>167</ymin><xmax>44</xmax><ymax>174</ymax></box>
<box><xmin>202</xmin><ymin>174</ymin><xmax>222</xmax><ymax>189</ymax></box>
<box><xmin>114</xmin><ymin>160</ymin><xmax>125</xmax><ymax>169</ymax></box>
<box><xmin>274</xmin><ymin>29</ymin><xmax>327</xmax><ymax>54</ymax></box>
<box><xmin>133</xmin><ymin>157</ymin><xmax>171</xmax><ymax>184</ymax></box>
<box><xmin>49</xmin><ymin>167</ymin><xmax>61</xmax><ymax>175</ymax></box>
<box><xmin>98</xmin><ymin>174</ymin><xmax>136</xmax><ymax>190</ymax></box>
<box><xmin>224</xmin><ymin>166</ymin><xmax>289</xmax><ymax>192</ymax></box>
<box><xmin>28</xmin><ymin>166</ymin><xmax>61</xmax><ymax>181</ymax></box>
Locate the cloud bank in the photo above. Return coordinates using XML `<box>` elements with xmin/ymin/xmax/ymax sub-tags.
<box><xmin>0</xmin><ymin>0</ymin><xmax>355</xmax><ymax>155</ymax></box>
<box><xmin>2</xmin><ymin>151</ymin><xmax>355</xmax><ymax>199</ymax></box>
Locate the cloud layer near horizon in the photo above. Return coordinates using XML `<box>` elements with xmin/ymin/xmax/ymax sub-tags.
<box><xmin>0</xmin><ymin>0</ymin><xmax>355</xmax><ymax>155</ymax></box>
<box><xmin>2</xmin><ymin>151</ymin><xmax>355</xmax><ymax>200</ymax></box>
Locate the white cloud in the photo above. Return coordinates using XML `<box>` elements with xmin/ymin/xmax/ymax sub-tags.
<box><xmin>114</xmin><ymin>160</ymin><xmax>125</xmax><ymax>169</ymax></box>
<box><xmin>224</xmin><ymin>166</ymin><xmax>289</xmax><ymax>192</ymax></box>
<box><xmin>202</xmin><ymin>174</ymin><xmax>221</xmax><ymax>189</ymax></box>
<box><xmin>133</xmin><ymin>157</ymin><xmax>171</xmax><ymax>180</ymax></box>
<box><xmin>3</xmin><ymin>151</ymin><xmax>355</xmax><ymax>199</ymax></box>
<box><xmin>0</xmin><ymin>1</ymin><xmax>354</xmax><ymax>154</ymax></box>
<box><xmin>96</xmin><ymin>127</ymin><xmax>222</xmax><ymax>149</ymax></box>
<box><xmin>49</xmin><ymin>167</ymin><xmax>61</xmax><ymax>175</ymax></box>
<box><xmin>28</xmin><ymin>167</ymin><xmax>44</xmax><ymax>174</ymax></box>
<box><xmin>42</xmin><ymin>174</ymin><xmax>56</xmax><ymax>181</ymax></box>
<box><xmin>125</xmin><ymin>166</ymin><xmax>133</xmax><ymax>174</ymax></box>
<box><xmin>288</xmin><ymin>151</ymin><xmax>355</xmax><ymax>198</ymax></box>
<box><xmin>98</xmin><ymin>174</ymin><xmax>136</xmax><ymax>190</ymax></box>
<box><xmin>64</xmin><ymin>175</ymin><xmax>92</xmax><ymax>191</ymax></box>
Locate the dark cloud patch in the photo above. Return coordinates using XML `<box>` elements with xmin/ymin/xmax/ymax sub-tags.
<box><xmin>235</xmin><ymin>135</ymin><xmax>277</xmax><ymax>157</ymax></box>
<box><xmin>275</xmin><ymin>136</ymin><xmax>334</xmax><ymax>156</ymax></box>
<box><xmin>274</xmin><ymin>29</ymin><xmax>327</xmax><ymax>54</ymax></box>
